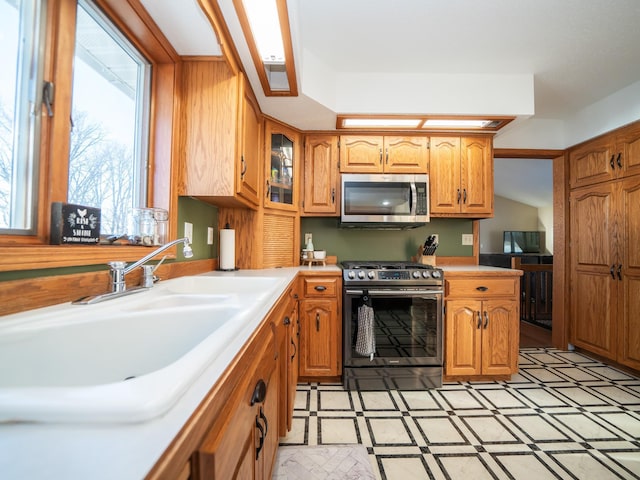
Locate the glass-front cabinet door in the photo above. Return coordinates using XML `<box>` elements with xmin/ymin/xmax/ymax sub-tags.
<box><xmin>265</xmin><ymin>120</ymin><xmax>299</xmax><ymax>210</ymax></box>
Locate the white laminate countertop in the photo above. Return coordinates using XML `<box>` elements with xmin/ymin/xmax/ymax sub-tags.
<box><xmin>0</xmin><ymin>266</ymin><xmax>337</xmax><ymax>480</ymax></box>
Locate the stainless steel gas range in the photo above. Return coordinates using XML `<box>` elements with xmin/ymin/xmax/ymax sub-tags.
<box><xmin>341</xmin><ymin>261</ymin><xmax>444</xmax><ymax>390</ymax></box>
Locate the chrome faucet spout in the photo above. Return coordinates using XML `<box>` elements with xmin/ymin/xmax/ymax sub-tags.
<box><xmin>122</xmin><ymin>237</ymin><xmax>193</xmax><ymax>275</ymax></box>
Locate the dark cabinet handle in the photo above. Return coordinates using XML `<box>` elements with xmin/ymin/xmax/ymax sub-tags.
<box><xmin>617</xmin><ymin>264</ymin><xmax>622</xmax><ymax>280</ymax></box>
<box><xmin>476</xmin><ymin>311</ymin><xmax>482</xmax><ymax>329</ymax></box>
<box><xmin>476</xmin><ymin>286</ymin><xmax>488</xmax><ymax>291</ymax></box>
<box><xmin>463</xmin><ymin>188</ymin><xmax>467</xmax><ymax>204</ymax></box>
<box><xmin>314</xmin><ymin>285</ymin><xmax>327</xmax><ymax>291</ymax></box>
<box><xmin>255</xmin><ymin>415</ymin><xmax>265</xmax><ymax>459</ymax></box>
<box><xmin>483</xmin><ymin>311</ymin><xmax>489</xmax><ymax>329</ymax></box>
<box><xmin>241</xmin><ymin>155</ymin><xmax>247</xmax><ymax>178</ymax></box>
<box><xmin>259</xmin><ymin>406</ymin><xmax>268</xmax><ymax>436</ymax></box>
<box><xmin>379</xmin><ymin>148</ymin><xmax>383</xmax><ymax>164</ymax></box>
<box><xmin>283</xmin><ymin>316</ymin><xmax>290</xmax><ymax>326</ymax></box>
<box><xmin>457</xmin><ymin>189</ymin><xmax>461</xmax><ymax>204</ymax></box>
<box><xmin>251</xmin><ymin>379</ymin><xmax>267</xmax><ymax>405</ymax></box>
<box><xmin>291</xmin><ymin>337</ymin><xmax>297</xmax><ymax>361</ymax></box>
<box><xmin>610</xmin><ymin>154</ymin><xmax>615</xmax><ymax>169</ymax></box>
<box><xmin>331</xmin><ymin>188</ymin><xmax>335</xmax><ymax>204</ymax></box>
<box><xmin>616</xmin><ymin>153</ymin><xmax>622</xmax><ymax>169</ymax></box>
<box><xmin>316</xmin><ymin>312</ymin><xmax>320</xmax><ymax>332</ymax></box>
<box><xmin>265</xmin><ymin>180</ymin><xmax>270</xmax><ymax>198</ymax></box>
<box><xmin>385</xmin><ymin>148</ymin><xmax>389</xmax><ymax>164</ymax></box>
<box><xmin>610</xmin><ymin>264</ymin><xmax>616</xmax><ymax>279</ymax></box>
<box><xmin>293</xmin><ymin>293</ymin><xmax>299</xmax><ymax>299</ymax></box>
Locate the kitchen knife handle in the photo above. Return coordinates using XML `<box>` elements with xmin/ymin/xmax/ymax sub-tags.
<box><xmin>616</xmin><ymin>153</ymin><xmax>622</xmax><ymax>169</ymax></box>
<box><xmin>617</xmin><ymin>264</ymin><xmax>622</xmax><ymax>280</ymax></box>
<box><xmin>610</xmin><ymin>264</ymin><xmax>616</xmax><ymax>279</ymax></box>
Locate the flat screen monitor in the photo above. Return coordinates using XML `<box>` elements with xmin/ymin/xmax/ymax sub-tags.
<box><xmin>503</xmin><ymin>231</ymin><xmax>544</xmax><ymax>253</ymax></box>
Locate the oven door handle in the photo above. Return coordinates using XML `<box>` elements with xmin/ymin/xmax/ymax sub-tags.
<box><xmin>345</xmin><ymin>289</ymin><xmax>443</xmax><ymax>296</ymax></box>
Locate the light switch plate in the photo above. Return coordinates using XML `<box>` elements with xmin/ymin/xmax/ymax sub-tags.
<box><xmin>184</xmin><ymin>222</ymin><xmax>193</xmax><ymax>243</ymax></box>
<box><xmin>207</xmin><ymin>227</ymin><xmax>214</xmax><ymax>245</ymax></box>
<box><xmin>462</xmin><ymin>234</ymin><xmax>474</xmax><ymax>245</ymax></box>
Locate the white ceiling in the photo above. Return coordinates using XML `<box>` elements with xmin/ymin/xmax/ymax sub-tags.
<box><xmin>142</xmin><ymin>0</ymin><xmax>640</xmax><ymax>207</ymax></box>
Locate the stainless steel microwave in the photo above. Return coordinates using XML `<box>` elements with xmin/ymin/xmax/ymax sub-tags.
<box><xmin>340</xmin><ymin>173</ymin><xmax>429</xmax><ymax>228</ymax></box>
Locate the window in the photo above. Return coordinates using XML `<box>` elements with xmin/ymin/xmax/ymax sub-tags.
<box><xmin>0</xmin><ymin>0</ymin><xmax>47</xmax><ymax>234</ymax></box>
<box><xmin>68</xmin><ymin>0</ymin><xmax>151</xmax><ymax>236</ymax></box>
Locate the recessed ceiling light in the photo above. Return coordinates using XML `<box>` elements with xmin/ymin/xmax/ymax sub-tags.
<box><xmin>423</xmin><ymin>119</ymin><xmax>492</xmax><ymax>128</ymax></box>
<box><xmin>342</xmin><ymin>118</ymin><xmax>422</xmax><ymax>128</ymax></box>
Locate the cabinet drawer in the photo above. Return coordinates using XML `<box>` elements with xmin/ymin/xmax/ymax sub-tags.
<box><xmin>445</xmin><ymin>277</ymin><xmax>518</xmax><ymax>298</ymax></box>
<box><xmin>303</xmin><ymin>278</ymin><xmax>338</xmax><ymax>297</ymax></box>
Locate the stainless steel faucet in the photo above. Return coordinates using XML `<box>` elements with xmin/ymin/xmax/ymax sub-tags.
<box><xmin>73</xmin><ymin>237</ymin><xmax>193</xmax><ymax>305</ymax></box>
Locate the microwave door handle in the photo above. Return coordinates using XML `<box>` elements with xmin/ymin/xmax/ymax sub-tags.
<box><xmin>410</xmin><ymin>182</ymin><xmax>417</xmax><ymax>215</ymax></box>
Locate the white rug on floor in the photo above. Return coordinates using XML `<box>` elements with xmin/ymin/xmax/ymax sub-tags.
<box><xmin>272</xmin><ymin>444</ymin><xmax>375</xmax><ymax>479</ymax></box>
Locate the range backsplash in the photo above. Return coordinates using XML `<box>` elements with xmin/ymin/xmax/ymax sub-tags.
<box><xmin>300</xmin><ymin>217</ymin><xmax>474</xmax><ymax>262</ymax></box>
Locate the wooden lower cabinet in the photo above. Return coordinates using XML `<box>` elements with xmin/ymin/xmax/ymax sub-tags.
<box><xmin>279</xmin><ymin>287</ymin><xmax>300</xmax><ymax>436</ymax></box>
<box><xmin>444</xmin><ymin>273</ymin><xmax>521</xmax><ymax>379</ymax></box>
<box><xmin>298</xmin><ymin>275</ymin><xmax>342</xmax><ymax>378</ymax></box>
<box><xmin>194</xmin><ymin>331</ymin><xmax>279</xmax><ymax>480</ymax></box>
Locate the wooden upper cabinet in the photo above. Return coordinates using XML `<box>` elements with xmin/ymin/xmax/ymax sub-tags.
<box><xmin>569</xmin><ymin>121</ymin><xmax>640</xmax><ymax>189</ymax></box>
<box><xmin>303</xmin><ymin>135</ymin><xmax>339</xmax><ymax>215</ymax></box>
<box><xmin>237</xmin><ymin>74</ymin><xmax>262</xmax><ymax>206</ymax></box>
<box><xmin>339</xmin><ymin>135</ymin><xmax>428</xmax><ymax>173</ymax></box>
<box><xmin>182</xmin><ymin>62</ymin><xmax>262</xmax><ymax>208</ymax></box>
<box><xmin>430</xmin><ymin>136</ymin><xmax>493</xmax><ymax>217</ymax></box>
<box><xmin>264</xmin><ymin>120</ymin><xmax>300</xmax><ymax>212</ymax></box>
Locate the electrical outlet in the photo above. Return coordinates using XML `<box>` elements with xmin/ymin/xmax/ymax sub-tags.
<box><xmin>461</xmin><ymin>233</ymin><xmax>474</xmax><ymax>245</ymax></box>
<box><xmin>207</xmin><ymin>227</ymin><xmax>214</xmax><ymax>245</ymax></box>
<box><xmin>184</xmin><ymin>222</ymin><xmax>193</xmax><ymax>243</ymax></box>
<box><xmin>304</xmin><ymin>232</ymin><xmax>312</xmax><ymax>245</ymax></box>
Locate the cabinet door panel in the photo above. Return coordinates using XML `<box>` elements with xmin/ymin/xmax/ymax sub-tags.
<box><xmin>445</xmin><ymin>300</ymin><xmax>481</xmax><ymax>376</ymax></box>
<box><xmin>618</xmin><ymin>176</ymin><xmax>640</xmax><ymax>369</ymax></box>
<box><xmin>430</xmin><ymin>137</ymin><xmax>461</xmax><ymax>214</ymax></box>
<box><xmin>303</xmin><ymin>135</ymin><xmax>339</xmax><ymax>214</ymax></box>
<box><xmin>569</xmin><ymin>136</ymin><xmax>617</xmax><ymax>188</ymax></box>
<box><xmin>339</xmin><ymin>136</ymin><xmax>384</xmax><ymax>172</ymax></box>
<box><xmin>481</xmin><ymin>300</ymin><xmax>518</xmax><ymax>375</ymax></box>
<box><xmin>460</xmin><ymin>137</ymin><xmax>493</xmax><ymax>215</ymax></box>
<box><xmin>572</xmin><ymin>270</ymin><xmax>617</xmax><ymax>359</ymax></box>
<box><xmin>617</xmin><ymin>122</ymin><xmax>640</xmax><ymax>179</ymax></box>
<box><xmin>384</xmin><ymin>136</ymin><xmax>428</xmax><ymax>173</ymax></box>
<box><xmin>237</xmin><ymin>75</ymin><xmax>261</xmax><ymax>206</ymax></box>
<box><xmin>299</xmin><ymin>299</ymin><xmax>340</xmax><ymax>376</ymax></box>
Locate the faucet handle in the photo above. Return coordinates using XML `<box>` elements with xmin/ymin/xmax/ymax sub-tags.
<box><xmin>140</xmin><ymin>265</ymin><xmax>157</xmax><ymax>288</ymax></box>
<box><xmin>108</xmin><ymin>261</ymin><xmax>127</xmax><ymax>293</ymax></box>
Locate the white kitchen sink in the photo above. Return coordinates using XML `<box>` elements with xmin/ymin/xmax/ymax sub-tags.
<box><xmin>0</xmin><ymin>273</ymin><xmax>282</xmax><ymax>424</ymax></box>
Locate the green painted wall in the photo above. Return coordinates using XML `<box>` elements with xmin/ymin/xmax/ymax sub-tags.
<box><xmin>0</xmin><ymin>196</ymin><xmax>218</xmax><ymax>282</ymax></box>
<box><xmin>300</xmin><ymin>217</ymin><xmax>474</xmax><ymax>262</ymax></box>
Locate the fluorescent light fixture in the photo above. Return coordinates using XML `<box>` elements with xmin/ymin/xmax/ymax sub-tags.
<box><xmin>423</xmin><ymin>119</ymin><xmax>492</xmax><ymax>128</ymax></box>
<box><xmin>242</xmin><ymin>0</ymin><xmax>284</xmax><ymax>64</ymax></box>
<box><xmin>336</xmin><ymin>115</ymin><xmax>513</xmax><ymax>131</ymax></box>
<box><xmin>342</xmin><ymin>118</ymin><xmax>422</xmax><ymax>128</ymax></box>
<box><xmin>234</xmin><ymin>0</ymin><xmax>298</xmax><ymax>96</ymax></box>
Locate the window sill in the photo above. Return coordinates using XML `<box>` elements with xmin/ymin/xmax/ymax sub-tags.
<box><xmin>0</xmin><ymin>244</ymin><xmax>177</xmax><ymax>272</ymax></box>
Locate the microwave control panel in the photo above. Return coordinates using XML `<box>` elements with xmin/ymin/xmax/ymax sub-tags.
<box><xmin>416</xmin><ymin>183</ymin><xmax>428</xmax><ymax>215</ymax></box>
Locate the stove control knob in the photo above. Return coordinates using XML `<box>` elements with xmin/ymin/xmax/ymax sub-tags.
<box><xmin>347</xmin><ymin>271</ymin><xmax>356</xmax><ymax>279</ymax></box>
<box><xmin>431</xmin><ymin>270</ymin><xmax>442</xmax><ymax>278</ymax></box>
<box><xmin>422</xmin><ymin>271</ymin><xmax>430</xmax><ymax>278</ymax></box>
<box><xmin>367</xmin><ymin>271</ymin><xmax>375</xmax><ymax>279</ymax></box>
<box><xmin>357</xmin><ymin>271</ymin><xmax>366</xmax><ymax>279</ymax></box>
<box><xmin>412</xmin><ymin>271</ymin><xmax>420</xmax><ymax>279</ymax></box>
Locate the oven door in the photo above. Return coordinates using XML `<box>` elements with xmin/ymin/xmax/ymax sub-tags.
<box><xmin>343</xmin><ymin>288</ymin><xmax>443</xmax><ymax>368</ymax></box>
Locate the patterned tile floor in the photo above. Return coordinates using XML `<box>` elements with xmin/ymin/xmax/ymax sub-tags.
<box><xmin>279</xmin><ymin>348</ymin><xmax>640</xmax><ymax>480</ymax></box>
